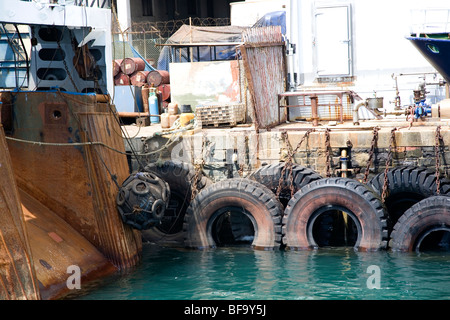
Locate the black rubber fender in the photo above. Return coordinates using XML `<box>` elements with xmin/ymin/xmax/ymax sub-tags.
<box><xmin>249</xmin><ymin>162</ymin><xmax>322</xmax><ymax>207</ymax></box>
<box><xmin>141</xmin><ymin>160</ymin><xmax>212</xmax><ymax>245</ymax></box>
<box><xmin>283</xmin><ymin>177</ymin><xmax>389</xmax><ymax>251</ymax></box>
<box><xmin>390</xmin><ymin>196</ymin><xmax>450</xmax><ymax>252</ymax></box>
<box><xmin>183</xmin><ymin>178</ymin><xmax>284</xmax><ymax>250</ymax></box>
<box><xmin>368</xmin><ymin>166</ymin><xmax>450</xmax><ymax>229</ymax></box>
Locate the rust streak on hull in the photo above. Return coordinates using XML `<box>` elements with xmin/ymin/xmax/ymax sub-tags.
<box><xmin>0</xmin><ymin>125</ymin><xmax>40</xmax><ymax>300</ymax></box>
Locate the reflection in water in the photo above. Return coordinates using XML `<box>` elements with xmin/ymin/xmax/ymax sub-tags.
<box><xmin>75</xmin><ymin>244</ymin><xmax>450</xmax><ymax>300</ymax></box>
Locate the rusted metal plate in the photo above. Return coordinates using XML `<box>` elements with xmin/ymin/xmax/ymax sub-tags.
<box><xmin>0</xmin><ymin>127</ymin><xmax>40</xmax><ymax>300</ymax></box>
<box><xmin>21</xmin><ymin>188</ymin><xmax>117</xmax><ymax>300</ymax></box>
<box><xmin>0</xmin><ymin>92</ymin><xmax>13</xmax><ymax>132</ymax></box>
<box><xmin>6</xmin><ymin>91</ymin><xmax>141</xmax><ymax>271</ymax></box>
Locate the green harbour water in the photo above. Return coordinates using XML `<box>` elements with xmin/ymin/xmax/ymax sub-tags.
<box><xmin>73</xmin><ymin>244</ymin><xmax>450</xmax><ymax>300</ymax></box>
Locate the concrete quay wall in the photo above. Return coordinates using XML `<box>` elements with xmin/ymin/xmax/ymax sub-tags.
<box><xmin>124</xmin><ymin>122</ymin><xmax>450</xmax><ymax>182</ymax></box>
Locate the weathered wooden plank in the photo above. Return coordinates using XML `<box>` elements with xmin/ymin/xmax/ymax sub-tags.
<box><xmin>240</xmin><ymin>26</ymin><xmax>286</xmax><ymax>129</ymax></box>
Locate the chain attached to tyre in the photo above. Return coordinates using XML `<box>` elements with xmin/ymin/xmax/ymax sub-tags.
<box><xmin>276</xmin><ymin>129</ymin><xmax>314</xmax><ymax>199</ymax></box>
<box><xmin>435</xmin><ymin>125</ymin><xmax>443</xmax><ymax>195</ymax></box>
<box><xmin>381</xmin><ymin>128</ymin><xmax>397</xmax><ymax>203</ymax></box>
<box><xmin>363</xmin><ymin>126</ymin><xmax>380</xmax><ymax>184</ymax></box>
<box><xmin>325</xmin><ymin>128</ymin><xmax>332</xmax><ymax>178</ymax></box>
<box><xmin>191</xmin><ymin>132</ymin><xmax>208</xmax><ymax>200</ymax></box>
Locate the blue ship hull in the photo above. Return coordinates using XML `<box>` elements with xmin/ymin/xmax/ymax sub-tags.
<box><xmin>407</xmin><ymin>36</ymin><xmax>450</xmax><ymax>83</ymax></box>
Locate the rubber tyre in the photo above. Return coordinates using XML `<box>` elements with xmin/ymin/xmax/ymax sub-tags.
<box><xmin>368</xmin><ymin>166</ymin><xmax>450</xmax><ymax>228</ymax></box>
<box><xmin>141</xmin><ymin>160</ymin><xmax>211</xmax><ymax>245</ymax></box>
<box><xmin>390</xmin><ymin>196</ymin><xmax>450</xmax><ymax>252</ymax></box>
<box><xmin>184</xmin><ymin>178</ymin><xmax>284</xmax><ymax>250</ymax></box>
<box><xmin>249</xmin><ymin>162</ymin><xmax>322</xmax><ymax>207</ymax></box>
<box><xmin>283</xmin><ymin>177</ymin><xmax>388</xmax><ymax>251</ymax></box>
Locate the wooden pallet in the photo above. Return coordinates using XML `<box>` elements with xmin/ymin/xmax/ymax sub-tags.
<box><xmin>195</xmin><ymin>103</ymin><xmax>245</xmax><ymax>127</ymax></box>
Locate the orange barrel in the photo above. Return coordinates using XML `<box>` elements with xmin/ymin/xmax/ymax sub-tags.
<box><xmin>113</xmin><ymin>59</ymin><xmax>122</xmax><ymax>77</ymax></box>
<box><xmin>114</xmin><ymin>72</ymin><xmax>130</xmax><ymax>86</ymax></box>
<box><xmin>158</xmin><ymin>84</ymin><xmax>171</xmax><ymax>101</ymax></box>
<box><xmin>120</xmin><ymin>57</ymin><xmax>146</xmax><ymax>75</ymax></box>
<box><xmin>147</xmin><ymin>70</ymin><xmax>170</xmax><ymax>87</ymax></box>
<box><xmin>130</xmin><ymin>71</ymin><xmax>150</xmax><ymax>86</ymax></box>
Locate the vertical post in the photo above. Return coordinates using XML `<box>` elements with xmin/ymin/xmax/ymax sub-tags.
<box><xmin>189</xmin><ymin>17</ymin><xmax>193</xmax><ymax>62</ymax></box>
<box><xmin>116</xmin><ymin>0</ymin><xmax>132</xmax><ymax>42</ymax></box>
<box><xmin>311</xmin><ymin>95</ymin><xmax>319</xmax><ymax>126</ymax></box>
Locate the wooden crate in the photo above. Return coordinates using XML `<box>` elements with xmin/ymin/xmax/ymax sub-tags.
<box><xmin>195</xmin><ymin>103</ymin><xmax>245</xmax><ymax>127</ymax></box>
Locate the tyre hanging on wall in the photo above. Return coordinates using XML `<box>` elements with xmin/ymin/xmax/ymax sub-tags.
<box><xmin>368</xmin><ymin>166</ymin><xmax>450</xmax><ymax>229</ymax></box>
<box><xmin>249</xmin><ymin>162</ymin><xmax>322</xmax><ymax>207</ymax></box>
<box><xmin>390</xmin><ymin>196</ymin><xmax>450</xmax><ymax>252</ymax></box>
<box><xmin>283</xmin><ymin>177</ymin><xmax>389</xmax><ymax>251</ymax></box>
<box><xmin>141</xmin><ymin>160</ymin><xmax>211</xmax><ymax>246</ymax></box>
<box><xmin>183</xmin><ymin>178</ymin><xmax>284</xmax><ymax>250</ymax></box>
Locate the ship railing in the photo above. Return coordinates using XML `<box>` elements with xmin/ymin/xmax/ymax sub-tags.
<box><xmin>410</xmin><ymin>8</ymin><xmax>450</xmax><ymax>36</ymax></box>
<box><xmin>19</xmin><ymin>0</ymin><xmax>111</xmax><ymax>9</ymax></box>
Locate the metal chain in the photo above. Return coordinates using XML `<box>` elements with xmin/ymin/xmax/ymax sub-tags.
<box><xmin>238</xmin><ymin>136</ymin><xmax>248</xmax><ymax>177</ymax></box>
<box><xmin>363</xmin><ymin>126</ymin><xmax>380</xmax><ymax>184</ymax></box>
<box><xmin>435</xmin><ymin>125</ymin><xmax>443</xmax><ymax>195</ymax></box>
<box><xmin>381</xmin><ymin>128</ymin><xmax>397</xmax><ymax>203</ymax></box>
<box><xmin>191</xmin><ymin>133</ymin><xmax>207</xmax><ymax>201</ymax></box>
<box><xmin>238</xmin><ymin>163</ymin><xmax>244</xmax><ymax>177</ymax></box>
<box><xmin>276</xmin><ymin>131</ymin><xmax>290</xmax><ymax>198</ymax></box>
<box><xmin>56</xmin><ymin>37</ymin><xmax>80</xmax><ymax>93</ymax></box>
<box><xmin>276</xmin><ymin>129</ymin><xmax>314</xmax><ymax>198</ymax></box>
<box><xmin>408</xmin><ymin>106</ymin><xmax>415</xmax><ymax>128</ymax></box>
<box><xmin>325</xmin><ymin>128</ymin><xmax>332</xmax><ymax>178</ymax></box>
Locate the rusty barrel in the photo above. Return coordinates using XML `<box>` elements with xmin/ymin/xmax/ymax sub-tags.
<box><xmin>142</xmin><ymin>86</ymin><xmax>149</xmax><ymax>113</ymax></box>
<box><xmin>147</xmin><ymin>70</ymin><xmax>170</xmax><ymax>87</ymax></box>
<box><xmin>158</xmin><ymin>84</ymin><xmax>171</xmax><ymax>101</ymax></box>
<box><xmin>130</xmin><ymin>71</ymin><xmax>150</xmax><ymax>86</ymax></box>
<box><xmin>114</xmin><ymin>72</ymin><xmax>130</xmax><ymax>86</ymax></box>
<box><xmin>113</xmin><ymin>59</ymin><xmax>122</xmax><ymax>77</ymax></box>
<box><xmin>120</xmin><ymin>57</ymin><xmax>146</xmax><ymax>75</ymax></box>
